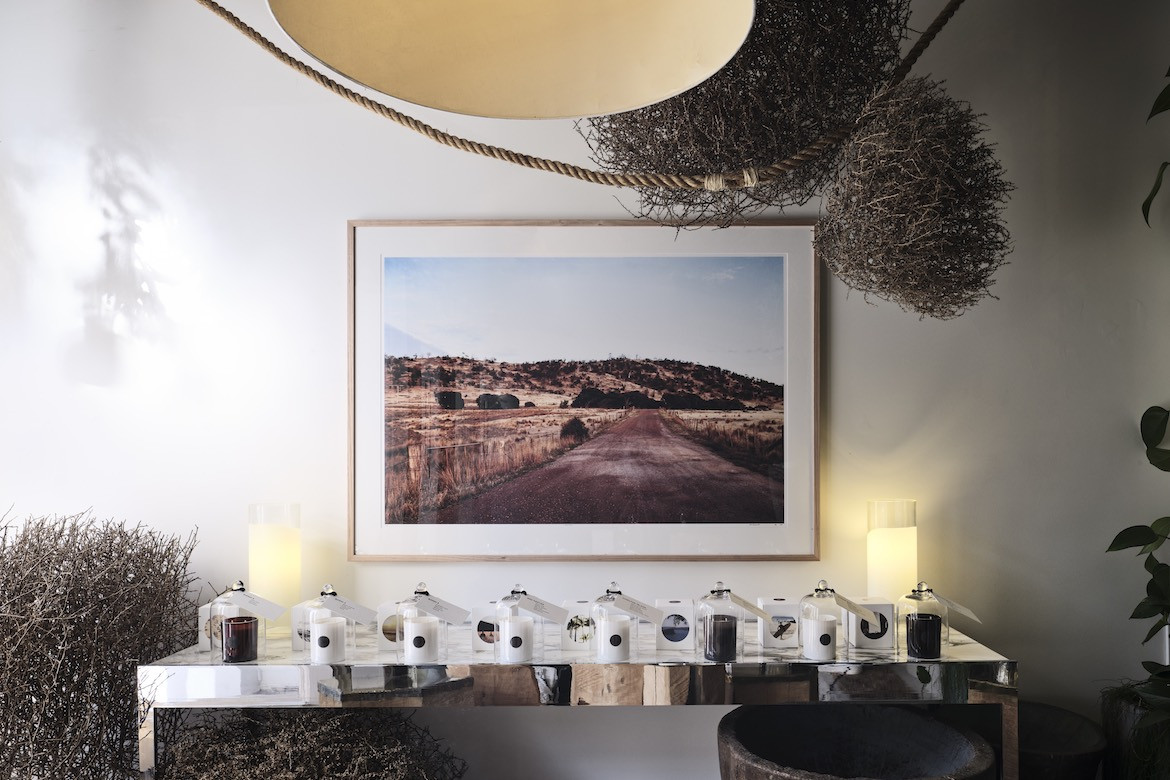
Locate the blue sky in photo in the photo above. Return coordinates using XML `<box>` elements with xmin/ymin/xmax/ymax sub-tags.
<box><xmin>383</xmin><ymin>255</ymin><xmax>786</xmax><ymax>385</ymax></box>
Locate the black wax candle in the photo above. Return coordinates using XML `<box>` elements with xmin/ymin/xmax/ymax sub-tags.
<box><xmin>222</xmin><ymin>615</ymin><xmax>259</xmax><ymax>663</ymax></box>
<box><xmin>905</xmin><ymin>613</ymin><xmax>942</xmax><ymax>659</ymax></box>
<box><xmin>705</xmin><ymin>614</ymin><xmax>738</xmax><ymax>662</ymax></box>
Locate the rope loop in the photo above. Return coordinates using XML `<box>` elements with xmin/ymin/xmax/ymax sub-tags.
<box><xmin>193</xmin><ymin>0</ymin><xmax>966</xmax><ymax>192</ymax></box>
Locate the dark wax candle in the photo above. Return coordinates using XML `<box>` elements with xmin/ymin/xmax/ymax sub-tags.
<box><xmin>705</xmin><ymin>614</ymin><xmax>738</xmax><ymax>662</ymax></box>
<box><xmin>905</xmin><ymin>613</ymin><xmax>942</xmax><ymax>659</ymax></box>
<box><xmin>222</xmin><ymin>615</ymin><xmax>259</xmax><ymax>663</ymax></box>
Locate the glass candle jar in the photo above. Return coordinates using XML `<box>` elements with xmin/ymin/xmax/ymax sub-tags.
<box><xmin>495</xmin><ymin>584</ymin><xmax>545</xmax><ymax>664</ymax></box>
<box><xmin>897</xmin><ymin>581</ymin><xmax>949</xmax><ymax>659</ymax></box>
<box><xmin>591</xmin><ymin>582</ymin><xmax>638</xmax><ymax>663</ymax></box>
<box><xmin>210</xmin><ymin>581</ymin><xmax>267</xmax><ymax>663</ymax></box>
<box><xmin>697</xmin><ymin>581</ymin><xmax>744</xmax><ymax>662</ymax></box>
<box><xmin>799</xmin><ymin>580</ymin><xmax>841</xmax><ymax>661</ymax></box>
<box><xmin>221</xmin><ymin>615</ymin><xmax>258</xmax><ymax>663</ymax></box>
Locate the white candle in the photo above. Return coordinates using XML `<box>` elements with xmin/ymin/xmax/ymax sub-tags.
<box><xmin>403</xmin><ymin>615</ymin><xmax>441</xmax><ymax>663</ymax></box>
<box><xmin>310</xmin><ymin>616</ymin><xmax>347</xmax><ymax>664</ymax></box>
<box><xmin>499</xmin><ymin>615</ymin><xmax>534</xmax><ymax>663</ymax></box>
<box><xmin>596</xmin><ymin>615</ymin><xmax>632</xmax><ymax>662</ymax></box>
<box><xmin>801</xmin><ymin>615</ymin><xmax>838</xmax><ymax>661</ymax></box>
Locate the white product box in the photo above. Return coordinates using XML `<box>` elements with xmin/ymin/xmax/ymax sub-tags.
<box><xmin>561</xmin><ymin>599</ymin><xmax>596</xmax><ymax>651</ymax></box>
<box><xmin>756</xmin><ymin>596</ymin><xmax>799</xmax><ymax>649</ymax></box>
<box><xmin>844</xmin><ymin>597</ymin><xmax>895</xmax><ymax>649</ymax></box>
<box><xmin>470</xmin><ymin>602</ymin><xmax>498</xmax><ymax>653</ymax></box>
<box><xmin>654</xmin><ymin>598</ymin><xmax>696</xmax><ymax>651</ymax></box>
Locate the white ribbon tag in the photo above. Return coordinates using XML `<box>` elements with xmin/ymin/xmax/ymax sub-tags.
<box><xmin>516</xmin><ymin>593</ymin><xmax>569</xmax><ymax>623</ymax></box>
<box><xmin>319</xmin><ymin>594</ymin><xmax>378</xmax><ymax>624</ymax></box>
<box><xmin>834</xmin><ymin>594</ymin><xmax>881</xmax><ymax>628</ymax></box>
<box><xmin>729</xmin><ymin>592</ymin><xmax>772</xmax><ymax>621</ymax></box>
<box><xmin>610</xmin><ymin>593</ymin><xmax>665</xmax><ymax>625</ymax></box>
<box><xmin>223</xmin><ymin>590</ymin><xmax>285</xmax><ymax>622</ymax></box>
<box><xmin>413</xmin><ymin>594</ymin><xmax>471</xmax><ymax>625</ymax></box>
<box><xmin>933</xmin><ymin>592</ymin><xmax>982</xmax><ymax>623</ymax></box>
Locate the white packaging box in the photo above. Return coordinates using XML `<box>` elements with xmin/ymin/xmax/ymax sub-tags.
<box><xmin>756</xmin><ymin>597</ymin><xmax>799</xmax><ymax>649</ymax></box>
<box><xmin>561</xmin><ymin>599</ymin><xmax>596</xmax><ymax>651</ymax></box>
<box><xmin>470</xmin><ymin>602</ymin><xmax>498</xmax><ymax>653</ymax></box>
<box><xmin>654</xmin><ymin>598</ymin><xmax>696</xmax><ymax>651</ymax></box>
<box><xmin>375</xmin><ymin>600</ymin><xmax>401</xmax><ymax>654</ymax></box>
<box><xmin>844</xmin><ymin>597</ymin><xmax>895</xmax><ymax>649</ymax></box>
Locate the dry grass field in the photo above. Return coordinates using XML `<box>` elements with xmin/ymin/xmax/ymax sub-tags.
<box><xmin>662</xmin><ymin>409</ymin><xmax>784</xmax><ymax>478</ymax></box>
<box><xmin>384</xmin><ymin>387</ymin><xmax>626</xmax><ymax>523</ymax></box>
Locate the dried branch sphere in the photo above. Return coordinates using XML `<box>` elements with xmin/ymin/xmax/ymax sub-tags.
<box><xmin>580</xmin><ymin>0</ymin><xmax>910</xmax><ymax>226</ymax></box>
<box><xmin>162</xmin><ymin>709</ymin><xmax>468</xmax><ymax>780</ymax></box>
<box><xmin>816</xmin><ymin>78</ymin><xmax>1013</xmax><ymax>319</ymax></box>
<box><xmin>0</xmin><ymin>512</ymin><xmax>198</xmax><ymax>779</ymax></box>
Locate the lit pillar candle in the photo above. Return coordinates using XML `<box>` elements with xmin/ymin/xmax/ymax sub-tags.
<box><xmin>499</xmin><ymin>616</ymin><xmax>534</xmax><ymax>663</ymax></box>
<box><xmin>310</xmin><ymin>616</ymin><xmax>347</xmax><ymax>664</ymax></box>
<box><xmin>801</xmin><ymin>615</ymin><xmax>838</xmax><ymax>661</ymax></box>
<box><xmin>596</xmin><ymin>615</ymin><xmax>632</xmax><ymax>662</ymax></box>
<box><xmin>403</xmin><ymin>615</ymin><xmax>441</xmax><ymax>663</ymax></box>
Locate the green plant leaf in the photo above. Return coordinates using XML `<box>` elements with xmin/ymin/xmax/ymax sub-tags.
<box><xmin>1133</xmin><ymin>597</ymin><xmax>1164</xmax><ymax>619</ymax></box>
<box><xmin>1147</xmin><ymin>554</ymin><xmax>1161</xmax><ymax>574</ymax></box>
<box><xmin>1143</xmin><ymin>661</ymin><xmax>1170</xmax><ymax>676</ymax></box>
<box><xmin>1153</xmin><ymin>516</ymin><xmax>1170</xmax><ymax>539</ymax></box>
<box><xmin>1147</xmin><ymin>446</ymin><xmax>1170</xmax><ymax>471</ymax></box>
<box><xmin>1111</xmin><ymin>525</ymin><xmax>1160</xmax><ymax>551</ymax></box>
<box><xmin>1142</xmin><ymin>406</ymin><xmax>1170</xmax><ymax>448</ymax></box>
<box><xmin>1150</xmin><ymin>83</ymin><xmax>1170</xmax><ymax>120</ymax></box>
<box><xmin>1147</xmin><ymin>577</ymin><xmax>1168</xmax><ymax>602</ymax></box>
<box><xmin>1144</xmin><ymin>163</ymin><xmax>1170</xmax><ymax>226</ymax></box>
<box><xmin>1157</xmin><ymin>564</ymin><xmax>1170</xmax><ymax>600</ymax></box>
<box><xmin>1143</xmin><ymin>617</ymin><xmax>1169</xmax><ymax>644</ymax></box>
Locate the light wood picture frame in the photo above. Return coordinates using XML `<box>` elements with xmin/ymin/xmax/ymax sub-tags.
<box><xmin>349</xmin><ymin>220</ymin><xmax>818</xmax><ymax>561</ymax></box>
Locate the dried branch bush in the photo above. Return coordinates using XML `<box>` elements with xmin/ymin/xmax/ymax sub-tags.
<box><xmin>161</xmin><ymin>709</ymin><xmax>468</xmax><ymax>780</ymax></box>
<box><xmin>816</xmin><ymin>78</ymin><xmax>1013</xmax><ymax>319</ymax></box>
<box><xmin>0</xmin><ymin>512</ymin><xmax>198</xmax><ymax>779</ymax></box>
<box><xmin>580</xmin><ymin>0</ymin><xmax>910</xmax><ymax>226</ymax></box>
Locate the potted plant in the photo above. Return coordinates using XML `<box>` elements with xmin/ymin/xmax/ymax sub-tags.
<box><xmin>1102</xmin><ymin>404</ymin><xmax>1170</xmax><ymax>778</ymax></box>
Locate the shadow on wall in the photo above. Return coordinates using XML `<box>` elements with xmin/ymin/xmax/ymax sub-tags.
<box><xmin>68</xmin><ymin>145</ymin><xmax>169</xmax><ymax>386</ymax></box>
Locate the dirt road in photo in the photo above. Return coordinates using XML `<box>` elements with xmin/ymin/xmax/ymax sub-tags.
<box><xmin>428</xmin><ymin>410</ymin><xmax>782</xmax><ymax>524</ymax></box>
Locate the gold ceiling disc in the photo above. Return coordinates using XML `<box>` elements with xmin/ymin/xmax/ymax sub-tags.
<box><xmin>267</xmin><ymin>0</ymin><xmax>755</xmax><ymax>119</ymax></box>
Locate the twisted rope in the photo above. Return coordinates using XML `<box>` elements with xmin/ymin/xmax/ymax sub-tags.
<box><xmin>194</xmin><ymin>0</ymin><xmax>966</xmax><ymax>191</ymax></box>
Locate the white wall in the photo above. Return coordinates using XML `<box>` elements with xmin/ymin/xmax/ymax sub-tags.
<box><xmin>2</xmin><ymin>0</ymin><xmax>1168</xmax><ymax>776</ymax></box>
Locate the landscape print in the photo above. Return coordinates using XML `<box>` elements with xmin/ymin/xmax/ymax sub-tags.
<box><xmin>382</xmin><ymin>255</ymin><xmax>785</xmax><ymax>526</ymax></box>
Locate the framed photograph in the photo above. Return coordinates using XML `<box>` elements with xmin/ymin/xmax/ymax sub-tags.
<box><xmin>349</xmin><ymin>220</ymin><xmax>818</xmax><ymax>561</ymax></box>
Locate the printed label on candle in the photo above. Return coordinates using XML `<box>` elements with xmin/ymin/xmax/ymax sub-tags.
<box><xmin>222</xmin><ymin>590</ymin><xmax>286</xmax><ymax>622</ymax></box>
<box><xmin>319</xmin><ymin>595</ymin><xmax>377</xmax><ymax>625</ymax></box>
<box><xmin>515</xmin><ymin>593</ymin><xmax>569</xmax><ymax>623</ymax></box>
<box><xmin>412</xmin><ymin>594</ymin><xmax>471</xmax><ymax>625</ymax></box>
<box><xmin>833</xmin><ymin>594</ymin><xmax>881</xmax><ymax>628</ymax></box>
<box><xmin>609</xmin><ymin>594</ymin><xmax>665</xmax><ymax>625</ymax></box>
<box><xmin>728</xmin><ymin>592</ymin><xmax>771</xmax><ymax>621</ymax></box>
<box><xmin>932</xmin><ymin>592</ymin><xmax>981</xmax><ymax>623</ymax></box>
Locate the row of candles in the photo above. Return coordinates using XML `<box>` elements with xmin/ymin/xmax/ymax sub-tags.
<box><xmin>204</xmin><ymin>579</ymin><xmax>955</xmax><ymax>666</ymax></box>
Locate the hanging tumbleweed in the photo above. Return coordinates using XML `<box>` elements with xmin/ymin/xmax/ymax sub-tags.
<box><xmin>816</xmin><ymin>78</ymin><xmax>1013</xmax><ymax>319</ymax></box>
<box><xmin>580</xmin><ymin>0</ymin><xmax>911</xmax><ymax>226</ymax></box>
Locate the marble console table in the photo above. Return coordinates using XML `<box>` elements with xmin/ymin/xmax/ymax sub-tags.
<box><xmin>138</xmin><ymin>626</ymin><xmax>1017</xmax><ymax>778</ymax></box>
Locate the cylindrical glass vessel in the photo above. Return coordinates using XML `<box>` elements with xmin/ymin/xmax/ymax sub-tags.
<box><xmin>495</xmin><ymin>584</ymin><xmax>544</xmax><ymax>664</ymax></box>
<box><xmin>799</xmin><ymin>580</ymin><xmax>841</xmax><ymax>661</ymax></box>
<box><xmin>897</xmin><ymin>581</ymin><xmax>949</xmax><ymax>659</ymax></box>
<box><xmin>397</xmin><ymin>582</ymin><xmax>449</xmax><ymax>664</ymax></box>
<box><xmin>697</xmin><ymin>581</ymin><xmax>744</xmax><ymax>662</ymax></box>
<box><xmin>210</xmin><ymin>581</ymin><xmax>266</xmax><ymax>663</ymax></box>
<box><xmin>591</xmin><ymin>582</ymin><xmax>638</xmax><ymax>663</ymax></box>
<box><xmin>221</xmin><ymin>615</ymin><xmax>258</xmax><ymax>663</ymax></box>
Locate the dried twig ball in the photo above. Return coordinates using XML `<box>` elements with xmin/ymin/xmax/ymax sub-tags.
<box><xmin>816</xmin><ymin>78</ymin><xmax>1013</xmax><ymax>319</ymax></box>
<box><xmin>580</xmin><ymin>0</ymin><xmax>910</xmax><ymax>226</ymax></box>
<box><xmin>0</xmin><ymin>512</ymin><xmax>198</xmax><ymax>778</ymax></box>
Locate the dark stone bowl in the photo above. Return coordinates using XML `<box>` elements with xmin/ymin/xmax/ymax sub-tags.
<box><xmin>718</xmin><ymin>704</ymin><xmax>996</xmax><ymax>780</ymax></box>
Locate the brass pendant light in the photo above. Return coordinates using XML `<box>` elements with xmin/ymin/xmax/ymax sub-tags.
<box><xmin>267</xmin><ymin>0</ymin><xmax>755</xmax><ymax>119</ymax></box>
